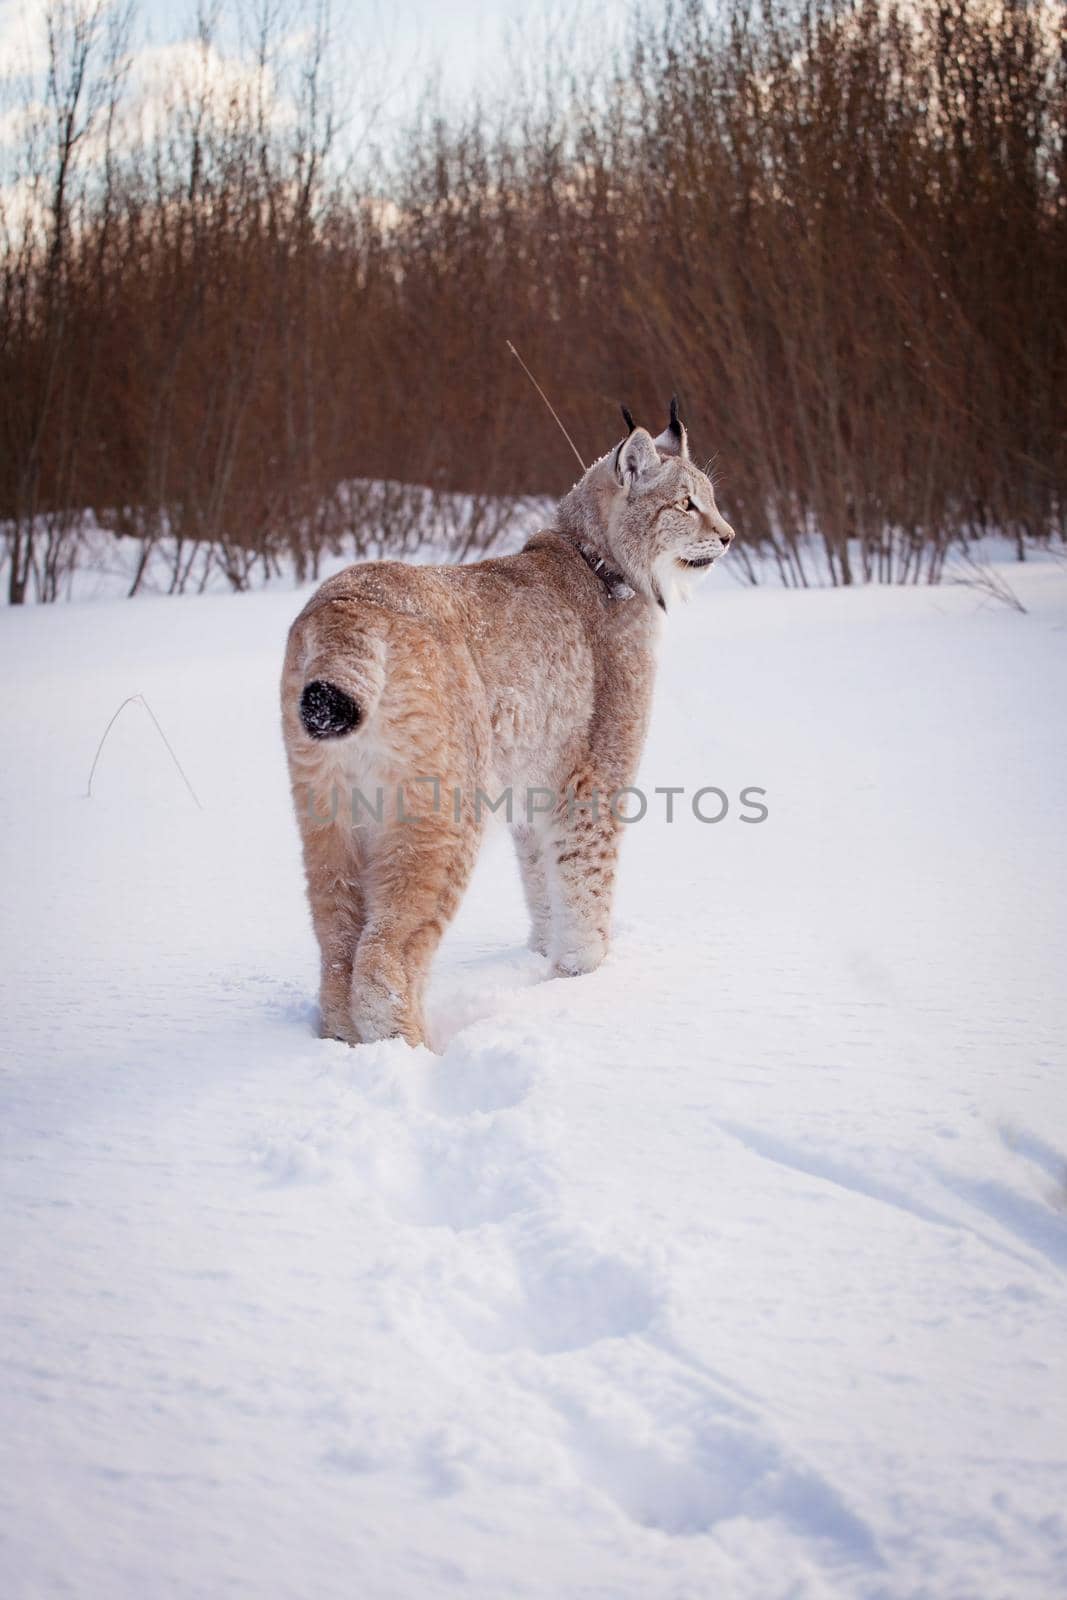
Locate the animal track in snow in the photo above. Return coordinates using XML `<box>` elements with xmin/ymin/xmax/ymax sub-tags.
<box><xmin>425</xmin><ymin>948</ymin><xmax>548</xmax><ymax>1051</ymax></box>
<box><xmin>366</xmin><ymin>1027</ymin><xmax>550</xmax><ymax>1229</ymax></box>
<box><xmin>452</xmin><ymin>1220</ymin><xmax>663</xmax><ymax>1356</ymax></box>
<box><xmin>245</xmin><ymin>1016</ymin><xmax>890</xmax><ymax>1585</ymax></box>
<box><xmin>265</xmin><ymin>1022</ymin><xmax>882</xmax><ymax>1569</ymax></box>
<box><xmin>334</xmin><ymin>1021</ymin><xmax>670</xmax><ymax>1357</ymax></box>
<box><xmin>415</xmin><ymin>1033</ymin><xmax>538</xmax><ymax>1117</ymax></box>
<box><xmin>544</xmin><ymin>1356</ymin><xmax>881</xmax><ymax>1562</ymax></box>
<box><xmin>376</xmin><ymin>1113</ymin><xmax>551</xmax><ymax>1231</ymax></box>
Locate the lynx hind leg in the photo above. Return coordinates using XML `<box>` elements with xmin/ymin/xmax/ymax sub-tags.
<box><xmin>300</xmin><ymin>815</ymin><xmax>365</xmax><ymax>1043</ymax></box>
<box><xmin>512</xmin><ymin>824</ymin><xmax>552</xmax><ymax>957</ymax></box>
<box><xmin>548</xmin><ymin>787</ymin><xmax>621</xmax><ymax>977</ymax></box>
<box><xmin>351</xmin><ymin>815</ymin><xmax>482</xmax><ymax>1048</ymax></box>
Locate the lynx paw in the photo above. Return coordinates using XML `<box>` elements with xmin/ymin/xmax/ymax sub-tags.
<box><xmin>319</xmin><ymin>1009</ymin><xmax>358</xmax><ymax>1046</ymax></box>
<box><xmin>552</xmin><ymin>937</ymin><xmax>608</xmax><ymax>978</ymax></box>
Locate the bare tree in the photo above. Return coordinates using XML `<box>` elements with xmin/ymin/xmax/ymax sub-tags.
<box><xmin>1</xmin><ymin>0</ymin><xmax>1063</xmax><ymax>599</ymax></box>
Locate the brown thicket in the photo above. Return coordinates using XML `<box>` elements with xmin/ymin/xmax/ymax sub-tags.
<box><xmin>1</xmin><ymin>0</ymin><xmax>1063</xmax><ymax>600</ymax></box>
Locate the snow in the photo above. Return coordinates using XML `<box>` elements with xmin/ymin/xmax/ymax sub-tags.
<box><xmin>1</xmin><ymin>555</ymin><xmax>1066</xmax><ymax>1599</ymax></box>
<box><xmin>0</xmin><ymin>490</ymin><xmax>553</xmax><ymax>605</ymax></box>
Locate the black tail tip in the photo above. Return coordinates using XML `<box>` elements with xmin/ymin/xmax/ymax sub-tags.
<box><xmin>300</xmin><ymin>680</ymin><xmax>361</xmax><ymax>739</ymax></box>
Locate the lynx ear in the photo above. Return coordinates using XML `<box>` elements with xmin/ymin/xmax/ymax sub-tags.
<box><xmin>614</xmin><ymin>427</ymin><xmax>660</xmax><ymax>489</ymax></box>
<box><xmin>620</xmin><ymin>404</ymin><xmax>636</xmax><ymax>435</ymax></box>
<box><xmin>653</xmin><ymin>394</ymin><xmax>689</xmax><ymax>460</ymax></box>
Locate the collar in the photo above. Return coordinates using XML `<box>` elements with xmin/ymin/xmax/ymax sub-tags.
<box><xmin>574</xmin><ymin>542</ymin><xmax>635</xmax><ymax>601</ymax></box>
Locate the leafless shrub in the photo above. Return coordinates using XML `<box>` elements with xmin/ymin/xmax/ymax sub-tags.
<box><xmin>1</xmin><ymin>0</ymin><xmax>1063</xmax><ymax>600</ymax></box>
<box><xmin>946</xmin><ymin>551</ymin><xmax>1028</xmax><ymax>613</ymax></box>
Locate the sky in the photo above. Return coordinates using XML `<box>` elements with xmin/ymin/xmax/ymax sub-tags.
<box><xmin>0</xmin><ymin>0</ymin><xmax>625</xmax><ymax>158</ymax></box>
<box><xmin>134</xmin><ymin>0</ymin><xmax>610</xmax><ymax>127</ymax></box>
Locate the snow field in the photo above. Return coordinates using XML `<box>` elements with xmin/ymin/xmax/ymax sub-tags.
<box><xmin>1</xmin><ymin>557</ymin><xmax>1065</xmax><ymax>1598</ymax></box>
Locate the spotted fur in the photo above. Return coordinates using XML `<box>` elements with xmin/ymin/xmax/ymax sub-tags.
<box><xmin>280</xmin><ymin>401</ymin><xmax>733</xmax><ymax>1046</ymax></box>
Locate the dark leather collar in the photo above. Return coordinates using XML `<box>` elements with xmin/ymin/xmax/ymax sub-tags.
<box><xmin>574</xmin><ymin>542</ymin><xmax>634</xmax><ymax>600</ymax></box>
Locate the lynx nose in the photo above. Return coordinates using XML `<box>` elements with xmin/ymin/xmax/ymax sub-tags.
<box><xmin>718</xmin><ymin>523</ymin><xmax>734</xmax><ymax>548</ymax></box>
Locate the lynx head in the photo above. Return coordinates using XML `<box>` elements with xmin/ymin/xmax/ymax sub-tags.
<box><xmin>558</xmin><ymin>397</ymin><xmax>734</xmax><ymax>610</ymax></box>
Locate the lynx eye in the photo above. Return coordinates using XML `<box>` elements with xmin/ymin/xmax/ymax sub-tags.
<box><xmin>683</xmin><ymin>496</ymin><xmax>698</xmax><ymax>513</ymax></box>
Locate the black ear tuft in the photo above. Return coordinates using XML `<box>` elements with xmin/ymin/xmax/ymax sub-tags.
<box><xmin>620</xmin><ymin>405</ymin><xmax>636</xmax><ymax>435</ymax></box>
<box><xmin>654</xmin><ymin>395</ymin><xmax>689</xmax><ymax>459</ymax></box>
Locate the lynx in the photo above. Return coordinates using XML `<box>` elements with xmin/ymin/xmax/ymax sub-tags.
<box><xmin>281</xmin><ymin>399</ymin><xmax>733</xmax><ymax>1047</ymax></box>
